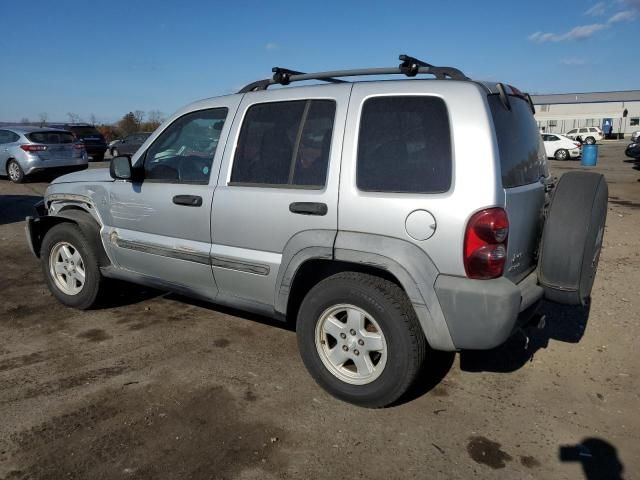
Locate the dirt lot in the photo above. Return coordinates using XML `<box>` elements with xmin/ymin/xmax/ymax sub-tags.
<box><xmin>1</xmin><ymin>142</ymin><xmax>639</xmax><ymax>479</ymax></box>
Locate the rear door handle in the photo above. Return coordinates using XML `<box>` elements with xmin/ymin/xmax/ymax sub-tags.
<box><xmin>173</xmin><ymin>195</ymin><xmax>202</xmax><ymax>207</ymax></box>
<box><xmin>289</xmin><ymin>202</ymin><xmax>328</xmax><ymax>216</ymax></box>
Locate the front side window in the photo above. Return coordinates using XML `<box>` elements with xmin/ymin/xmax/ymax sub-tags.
<box><xmin>231</xmin><ymin>100</ymin><xmax>336</xmax><ymax>188</ymax></box>
<box><xmin>144</xmin><ymin>108</ymin><xmax>228</xmax><ymax>184</ymax></box>
<box><xmin>357</xmin><ymin>96</ymin><xmax>452</xmax><ymax>193</ymax></box>
<box><xmin>630</xmin><ymin>117</ymin><xmax>639</xmax><ymax>126</ymax></box>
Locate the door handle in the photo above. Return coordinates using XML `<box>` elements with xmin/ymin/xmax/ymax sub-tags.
<box><xmin>289</xmin><ymin>202</ymin><xmax>328</xmax><ymax>216</ymax></box>
<box><xmin>173</xmin><ymin>195</ymin><xmax>203</xmax><ymax>207</ymax></box>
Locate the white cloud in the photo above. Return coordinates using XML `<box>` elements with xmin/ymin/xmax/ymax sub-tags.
<box><xmin>528</xmin><ymin>23</ymin><xmax>607</xmax><ymax>43</ymax></box>
<box><xmin>265</xmin><ymin>42</ymin><xmax>278</xmax><ymax>51</ymax></box>
<box><xmin>585</xmin><ymin>2</ymin><xmax>606</xmax><ymax>16</ymax></box>
<box><xmin>608</xmin><ymin>9</ymin><xmax>638</xmax><ymax>22</ymax></box>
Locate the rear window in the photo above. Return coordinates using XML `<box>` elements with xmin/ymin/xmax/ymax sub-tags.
<box><xmin>357</xmin><ymin>96</ymin><xmax>452</xmax><ymax>193</ymax></box>
<box><xmin>489</xmin><ymin>95</ymin><xmax>547</xmax><ymax>188</ymax></box>
<box><xmin>27</xmin><ymin>131</ymin><xmax>75</xmax><ymax>144</ymax></box>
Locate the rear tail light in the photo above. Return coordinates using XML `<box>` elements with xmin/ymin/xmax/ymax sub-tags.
<box><xmin>464</xmin><ymin>208</ymin><xmax>509</xmax><ymax>279</ymax></box>
<box><xmin>20</xmin><ymin>144</ymin><xmax>47</xmax><ymax>152</ymax></box>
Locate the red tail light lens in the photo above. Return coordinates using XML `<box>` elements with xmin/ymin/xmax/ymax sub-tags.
<box><xmin>20</xmin><ymin>144</ymin><xmax>48</xmax><ymax>152</ymax></box>
<box><xmin>464</xmin><ymin>208</ymin><xmax>509</xmax><ymax>279</ymax></box>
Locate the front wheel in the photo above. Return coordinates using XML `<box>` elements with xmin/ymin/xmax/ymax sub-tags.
<box><xmin>554</xmin><ymin>149</ymin><xmax>569</xmax><ymax>160</ymax></box>
<box><xmin>7</xmin><ymin>160</ymin><xmax>25</xmax><ymax>183</ymax></box>
<box><xmin>41</xmin><ymin>222</ymin><xmax>103</xmax><ymax>309</ymax></box>
<box><xmin>585</xmin><ymin>136</ymin><xmax>596</xmax><ymax>145</ymax></box>
<box><xmin>296</xmin><ymin>272</ymin><xmax>427</xmax><ymax>408</ymax></box>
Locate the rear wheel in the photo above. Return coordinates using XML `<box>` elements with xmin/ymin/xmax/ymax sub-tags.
<box><xmin>7</xmin><ymin>160</ymin><xmax>25</xmax><ymax>183</ymax></box>
<box><xmin>297</xmin><ymin>272</ymin><xmax>427</xmax><ymax>408</ymax></box>
<box><xmin>41</xmin><ymin>222</ymin><xmax>103</xmax><ymax>309</ymax></box>
<box><xmin>585</xmin><ymin>136</ymin><xmax>596</xmax><ymax>145</ymax></box>
<box><xmin>554</xmin><ymin>149</ymin><xmax>569</xmax><ymax>160</ymax></box>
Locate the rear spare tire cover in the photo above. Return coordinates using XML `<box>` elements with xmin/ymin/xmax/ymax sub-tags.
<box><xmin>538</xmin><ymin>171</ymin><xmax>608</xmax><ymax>305</ymax></box>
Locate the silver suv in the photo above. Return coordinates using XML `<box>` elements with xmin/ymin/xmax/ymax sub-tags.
<box><xmin>26</xmin><ymin>56</ymin><xmax>608</xmax><ymax>407</ymax></box>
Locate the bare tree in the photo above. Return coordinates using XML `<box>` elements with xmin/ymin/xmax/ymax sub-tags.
<box><xmin>20</xmin><ymin>117</ymin><xmax>30</xmax><ymax>125</ymax></box>
<box><xmin>38</xmin><ymin>112</ymin><xmax>49</xmax><ymax>127</ymax></box>
<box><xmin>145</xmin><ymin>110</ymin><xmax>164</xmax><ymax>131</ymax></box>
<box><xmin>67</xmin><ymin>112</ymin><xmax>80</xmax><ymax>123</ymax></box>
<box><xmin>133</xmin><ymin>110</ymin><xmax>145</xmax><ymax>126</ymax></box>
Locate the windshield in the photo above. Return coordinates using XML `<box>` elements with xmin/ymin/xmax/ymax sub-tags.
<box><xmin>489</xmin><ymin>95</ymin><xmax>548</xmax><ymax>188</ymax></box>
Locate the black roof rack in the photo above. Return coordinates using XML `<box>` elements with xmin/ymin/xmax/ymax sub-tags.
<box><xmin>238</xmin><ymin>54</ymin><xmax>469</xmax><ymax>93</ymax></box>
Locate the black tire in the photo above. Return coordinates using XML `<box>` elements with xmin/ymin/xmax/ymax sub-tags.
<box><xmin>554</xmin><ymin>149</ymin><xmax>569</xmax><ymax>161</ymax></box>
<box><xmin>7</xmin><ymin>160</ymin><xmax>25</xmax><ymax>183</ymax></box>
<box><xmin>585</xmin><ymin>136</ymin><xmax>596</xmax><ymax>145</ymax></box>
<box><xmin>538</xmin><ymin>171</ymin><xmax>608</xmax><ymax>306</ymax></box>
<box><xmin>297</xmin><ymin>272</ymin><xmax>427</xmax><ymax>408</ymax></box>
<box><xmin>40</xmin><ymin>222</ymin><xmax>103</xmax><ymax>310</ymax></box>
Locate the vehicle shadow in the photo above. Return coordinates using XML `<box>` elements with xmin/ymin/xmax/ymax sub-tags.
<box><xmin>94</xmin><ymin>280</ymin><xmax>166</xmax><ymax>309</ymax></box>
<box><xmin>394</xmin><ymin>349</ymin><xmax>456</xmax><ymax>406</ymax></box>
<box><xmin>559</xmin><ymin>437</ymin><xmax>624</xmax><ymax>480</ymax></box>
<box><xmin>165</xmin><ymin>293</ymin><xmax>296</xmax><ymax>332</ymax></box>
<box><xmin>459</xmin><ymin>301</ymin><xmax>591</xmax><ymax>373</ymax></box>
<box><xmin>0</xmin><ymin>194</ymin><xmax>41</xmax><ymax>225</ymax></box>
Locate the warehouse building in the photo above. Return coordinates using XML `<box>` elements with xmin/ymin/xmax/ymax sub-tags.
<box><xmin>531</xmin><ymin>90</ymin><xmax>640</xmax><ymax>138</ymax></box>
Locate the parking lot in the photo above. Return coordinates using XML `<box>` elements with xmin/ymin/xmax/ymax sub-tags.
<box><xmin>0</xmin><ymin>141</ymin><xmax>638</xmax><ymax>479</ymax></box>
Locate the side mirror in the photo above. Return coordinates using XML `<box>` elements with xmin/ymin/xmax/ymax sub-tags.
<box><xmin>110</xmin><ymin>155</ymin><xmax>133</xmax><ymax>180</ymax></box>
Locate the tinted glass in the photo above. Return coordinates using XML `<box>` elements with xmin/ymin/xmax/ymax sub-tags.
<box><xmin>0</xmin><ymin>130</ymin><xmax>19</xmax><ymax>143</ymax></box>
<box><xmin>231</xmin><ymin>100</ymin><xmax>335</xmax><ymax>188</ymax></box>
<box><xmin>489</xmin><ymin>95</ymin><xmax>547</xmax><ymax>188</ymax></box>
<box><xmin>27</xmin><ymin>131</ymin><xmax>75</xmax><ymax>144</ymax></box>
<box><xmin>144</xmin><ymin>108</ymin><xmax>228</xmax><ymax>183</ymax></box>
<box><xmin>357</xmin><ymin>96</ymin><xmax>452</xmax><ymax>193</ymax></box>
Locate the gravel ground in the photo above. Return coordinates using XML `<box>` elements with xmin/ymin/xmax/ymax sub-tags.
<box><xmin>0</xmin><ymin>141</ymin><xmax>638</xmax><ymax>479</ymax></box>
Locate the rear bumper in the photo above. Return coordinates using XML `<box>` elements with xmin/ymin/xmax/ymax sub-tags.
<box><xmin>569</xmin><ymin>148</ymin><xmax>581</xmax><ymax>158</ymax></box>
<box><xmin>84</xmin><ymin>144</ymin><xmax>107</xmax><ymax>155</ymax></box>
<box><xmin>23</xmin><ymin>156</ymin><xmax>88</xmax><ymax>175</ymax></box>
<box><xmin>435</xmin><ymin>271</ymin><xmax>543</xmax><ymax>350</ymax></box>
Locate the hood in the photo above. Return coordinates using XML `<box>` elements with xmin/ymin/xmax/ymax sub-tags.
<box><xmin>51</xmin><ymin>168</ymin><xmax>113</xmax><ymax>185</ymax></box>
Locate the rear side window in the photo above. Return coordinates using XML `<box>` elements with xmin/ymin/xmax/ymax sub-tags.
<box><xmin>489</xmin><ymin>95</ymin><xmax>547</xmax><ymax>188</ymax></box>
<box><xmin>0</xmin><ymin>130</ymin><xmax>19</xmax><ymax>143</ymax></box>
<box><xmin>231</xmin><ymin>100</ymin><xmax>336</xmax><ymax>188</ymax></box>
<box><xmin>357</xmin><ymin>96</ymin><xmax>452</xmax><ymax>193</ymax></box>
<box><xmin>27</xmin><ymin>131</ymin><xmax>75</xmax><ymax>144</ymax></box>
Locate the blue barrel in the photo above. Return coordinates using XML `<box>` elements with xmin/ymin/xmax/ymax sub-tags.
<box><xmin>581</xmin><ymin>144</ymin><xmax>598</xmax><ymax>166</ymax></box>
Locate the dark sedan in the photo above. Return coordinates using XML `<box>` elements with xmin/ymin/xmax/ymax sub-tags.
<box><xmin>625</xmin><ymin>142</ymin><xmax>640</xmax><ymax>159</ymax></box>
<box><xmin>110</xmin><ymin>132</ymin><xmax>152</xmax><ymax>157</ymax></box>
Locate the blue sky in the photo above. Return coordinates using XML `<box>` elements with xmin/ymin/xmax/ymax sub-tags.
<box><xmin>1</xmin><ymin>0</ymin><xmax>639</xmax><ymax>123</ymax></box>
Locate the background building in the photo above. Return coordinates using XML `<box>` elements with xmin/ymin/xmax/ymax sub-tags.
<box><xmin>531</xmin><ymin>90</ymin><xmax>640</xmax><ymax>137</ymax></box>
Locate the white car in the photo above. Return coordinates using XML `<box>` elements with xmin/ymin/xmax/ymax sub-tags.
<box><xmin>564</xmin><ymin>127</ymin><xmax>603</xmax><ymax>144</ymax></box>
<box><xmin>542</xmin><ymin>133</ymin><xmax>582</xmax><ymax>160</ymax></box>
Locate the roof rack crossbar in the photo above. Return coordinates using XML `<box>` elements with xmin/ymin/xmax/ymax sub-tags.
<box><xmin>237</xmin><ymin>54</ymin><xmax>469</xmax><ymax>93</ymax></box>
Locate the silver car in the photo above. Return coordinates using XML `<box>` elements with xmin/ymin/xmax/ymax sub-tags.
<box><xmin>0</xmin><ymin>126</ymin><xmax>88</xmax><ymax>183</ymax></box>
<box><xmin>25</xmin><ymin>55</ymin><xmax>608</xmax><ymax>407</ymax></box>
